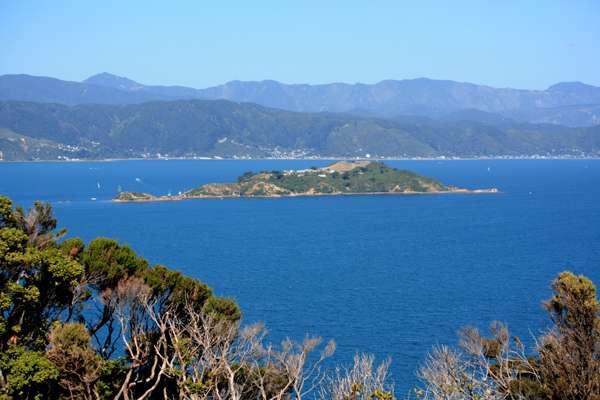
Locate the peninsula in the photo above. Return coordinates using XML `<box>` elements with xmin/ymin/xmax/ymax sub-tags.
<box><xmin>113</xmin><ymin>161</ymin><xmax>498</xmax><ymax>202</ymax></box>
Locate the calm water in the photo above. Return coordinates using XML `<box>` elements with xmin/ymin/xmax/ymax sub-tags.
<box><xmin>1</xmin><ymin>159</ymin><xmax>599</xmax><ymax>396</ymax></box>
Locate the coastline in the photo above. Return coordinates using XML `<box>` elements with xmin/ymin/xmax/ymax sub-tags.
<box><xmin>111</xmin><ymin>188</ymin><xmax>500</xmax><ymax>203</ymax></box>
<box><xmin>2</xmin><ymin>155</ymin><xmax>599</xmax><ymax>163</ymax></box>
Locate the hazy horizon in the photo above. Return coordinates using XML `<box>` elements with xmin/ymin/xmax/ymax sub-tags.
<box><xmin>1</xmin><ymin>1</ymin><xmax>598</xmax><ymax>91</ymax></box>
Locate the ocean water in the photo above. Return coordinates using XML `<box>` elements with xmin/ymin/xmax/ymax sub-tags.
<box><xmin>1</xmin><ymin>159</ymin><xmax>599</xmax><ymax>396</ymax></box>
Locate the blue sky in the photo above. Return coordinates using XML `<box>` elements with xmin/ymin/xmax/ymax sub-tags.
<box><xmin>1</xmin><ymin>0</ymin><xmax>598</xmax><ymax>90</ymax></box>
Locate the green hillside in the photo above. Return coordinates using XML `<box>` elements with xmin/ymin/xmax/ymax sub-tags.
<box><xmin>184</xmin><ymin>161</ymin><xmax>450</xmax><ymax>197</ymax></box>
<box><xmin>1</xmin><ymin>99</ymin><xmax>599</xmax><ymax>161</ymax></box>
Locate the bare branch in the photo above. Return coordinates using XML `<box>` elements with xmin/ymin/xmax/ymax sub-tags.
<box><xmin>323</xmin><ymin>352</ymin><xmax>394</xmax><ymax>400</ymax></box>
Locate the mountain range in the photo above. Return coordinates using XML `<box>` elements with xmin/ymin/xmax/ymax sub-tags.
<box><xmin>1</xmin><ymin>73</ymin><xmax>599</xmax><ymax>127</ymax></box>
<box><xmin>0</xmin><ymin>73</ymin><xmax>599</xmax><ymax>161</ymax></box>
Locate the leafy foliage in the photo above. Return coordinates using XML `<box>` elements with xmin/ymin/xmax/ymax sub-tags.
<box><xmin>1</xmin><ymin>346</ymin><xmax>59</xmax><ymax>400</ymax></box>
<box><xmin>0</xmin><ymin>195</ymin><xmax>84</xmax><ymax>351</ymax></box>
<box><xmin>47</xmin><ymin>322</ymin><xmax>102</xmax><ymax>399</ymax></box>
<box><xmin>537</xmin><ymin>272</ymin><xmax>600</xmax><ymax>400</ymax></box>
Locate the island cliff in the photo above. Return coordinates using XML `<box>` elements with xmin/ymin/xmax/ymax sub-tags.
<box><xmin>113</xmin><ymin>161</ymin><xmax>498</xmax><ymax>202</ymax></box>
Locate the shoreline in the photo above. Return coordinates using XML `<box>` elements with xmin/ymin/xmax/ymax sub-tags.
<box><xmin>111</xmin><ymin>188</ymin><xmax>500</xmax><ymax>203</ymax></box>
<box><xmin>2</xmin><ymin>156</ymin><xmax>600</xmax><ymax>163</ymax></box>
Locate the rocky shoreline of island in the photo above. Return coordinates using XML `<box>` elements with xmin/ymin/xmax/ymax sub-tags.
<box><xmin>112</xmin><ymin>187</ymin><xmax>499</xmax><ymax>203</ymax></box>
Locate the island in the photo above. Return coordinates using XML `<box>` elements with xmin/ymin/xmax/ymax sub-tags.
<box><xmin>112</xmin><ymin>161</ymin><xmax>498</xmax><ymax>202</ymax></box>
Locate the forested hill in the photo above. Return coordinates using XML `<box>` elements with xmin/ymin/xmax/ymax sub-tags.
<box><xmin>0</xmin><ymin>99</ymin><xmax>599</xmax><ymax>161</ymax></box>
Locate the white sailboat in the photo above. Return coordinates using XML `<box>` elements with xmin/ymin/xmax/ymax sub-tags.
<box><xmin>118</xmin><ymin>185</ymin><xmax>122</xmax><ymax>192</ymax></box>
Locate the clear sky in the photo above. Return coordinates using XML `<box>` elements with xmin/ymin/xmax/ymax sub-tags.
<box><xmin>1</xmin><ymin>0</ymin><xmax>598</xmax><ymax>90</ymax></box>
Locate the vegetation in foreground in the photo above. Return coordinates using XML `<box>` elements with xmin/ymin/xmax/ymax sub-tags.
<box><xmin>416</xmin><ymin>271</ymin><xmax>600</xmax><ymax>400</ymax></box>
<box><xmin>0</xmin><ymin>194</ymin><xmax>395</xmax><ymax>400</ymax></box>
<box><xmin>1</xmin><ymin>193</ymin><xmax>599</xmax><ymax>399</ymax></box>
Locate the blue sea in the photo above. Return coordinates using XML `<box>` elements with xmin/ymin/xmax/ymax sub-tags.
<box><xmin>1</xmin><ymin>159</ymin><xmax>599</xmax><ymax>396</ymax></box>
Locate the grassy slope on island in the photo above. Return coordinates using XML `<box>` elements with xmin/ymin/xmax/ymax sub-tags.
<box><xmin>184</xmin><ymin>161</ymin><xmax>449</xmax><ymax>197</ymax></box>
<box><xmin>114</xmin><ymin>191</ymin><xmax>157</xmax><ymax>201</ymax></box>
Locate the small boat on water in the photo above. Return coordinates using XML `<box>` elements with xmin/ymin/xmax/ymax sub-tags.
<box><xmin>135</xmin><ymin>177</ymin><xmax>141</xmax><ymax>182</ymax></box>
<box><xmin>118</xmin><ymin>185</ymin><xmax>122</xmax><ymax>192</ymax></box>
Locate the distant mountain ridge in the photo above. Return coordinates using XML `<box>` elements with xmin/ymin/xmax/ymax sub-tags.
<box><xmin>84</xmin><ymin>72</ymin><xmax>144</xmax><ymax>91</ymax></box>
<box><xmin>1</xmin><ymin>73</ymin><xmax>599</xmax><ymax>127</ymax></box>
